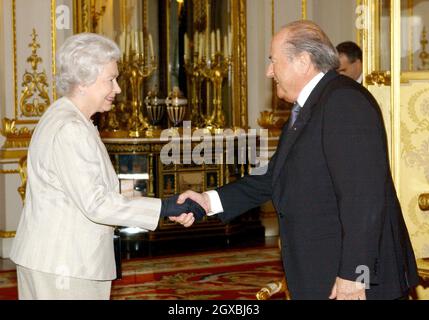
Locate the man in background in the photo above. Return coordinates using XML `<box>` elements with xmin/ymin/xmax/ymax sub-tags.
<box><xmin>336</xmin><ymin>41</ymin><xmax>363</xmax><ymax>83</ymax></box>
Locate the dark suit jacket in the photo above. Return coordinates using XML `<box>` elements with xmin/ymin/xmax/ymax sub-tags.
<box><xmin>216</xmin><ymin>71</ymin><xmax>419</xmax><ymax>299</ymax></box>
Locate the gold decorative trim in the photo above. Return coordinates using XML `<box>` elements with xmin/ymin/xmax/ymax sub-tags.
<box><xmin>373</xmin><ymin>0</ymin><xmax>381</xmax><ymax>71</ymax></box>
<box><xmin>401</xmin><ymin>71</ymin><xmax>429</xmax><ymax>83</ymax></box>
<box><xmin>401</xmin><ymin>88</ymin><xmax>429</xmax><ymax>157</ymax></box>
<box><xmin>420</xmin><ymin>27</ymin><xmax>429</xmax><ymax>70</ymax></box>
<box><xmin>0</xmin><ymin>231</ymin><xmax>16</xmax><ymax>238</ymax></box>
<box><xmin>12</xmin><ymin>0</ymin><xmax>18</xmax><ymax>119</ymax></box>
<box><xmin>165</xmin><ymin>0</ymin><xmax>171</xmax><ymax>93</ymax></box>
<box><xmin>104</xmin><ymin>142</ymin><xmax>152</xmax><ymax>153</ymax></box>
<box><xmin>0</xmin><ymin>118</ymin><xmax>32</xmax><ymax>158</ymax></box>
<box><xmin>391</xmin><ymin>0</ymin><xmax>401</xmax><ymax>187</ymax></box>
<box><xmin>17</xmin><ymin>155</ymin><xmax>27</xmax><ymax>202</ymax></box>
<box><xmin>51</xmin><ymin>0</ymin><xmax>57</xmax><ymax>101</ymax></box>
<box><xmin>19</xmin><ymin>29</ymin><xmax>51</xmax><ymax>117</ymax></box>
<box><xmin>11</xmin><ymin>0</ymin><xmax>39</xmax><ymax>125</ymax></box>
<box><xmin>417</xmin><ymin>258</ymin><xmax>429</xmax><ymax>281</ymax></box>
<box><xmin>239</xmin><ymin>0</ymin><xmax>247</xmax><ymax>129</ymax></box>
<box><xmin>74</xmin><ymin>0</ymin><xmax>91</xmax><ymax>33</ymax></box>
<box><xmin>362</xmin><ymin>0</ymin><xmax>381</xmax><ymax>76</ymax></box>
<box><xmin>73</xmin><ymin>0</ymin><xmax>248</xmax><ymax>129</ymax></box>
<box><xmin>0</xmin><ymin>149</ymin><xmax>28</xmax><ymax>160</ymax></box>
<box><xmin>271</xmin><ymin>0</ymin><xmax>274</xmax><ymax>36</ymax></box>
<box><xmin>361</xmin><ymin>0</ymin><xmax>370</xmax><ymax>86</ymax></box>
<box><xmin>356</xmin><ymin>0</ymin><xmax>362</xmax><ymax>46</ymax></box>
<box><xmin>231</xmin><ymin>0</ymin><xmax>248</xmax><ymax>129</ymax></box>
<box><xmin>73</xmin><ymin>0</ymin><xmax>78</xmax><ymax>33</ymax></box>
<box><xmin>361</xmin><ymin>0</ymin><xmax>368</xmax><ymax>86</ymax></box>
<box><xmin>121</xmin><ymin>0</ymin><xmax>126</xmax><ymax>31</ymax></box>
<box><xmin>407</xmin><ymin>0</ymin><xmax>413</xmax><ymax>71</ymax></box>
<box><xmin>271</xmin><ymin>0</ymin><xmax>277</xmax><ymax>111</ymax></box>
<box><xmin>365</xmin><ymin>71</ymin><xmax>391</xmax><ymax>86</ymax></box>
<box><xmin>418</xmin><ymin>193</ymin><xmax>429</xmax><ymax>211</ymax></box>
<box><xmin>83</xmin><ymin>0</ymin><xmax>90</xmax><ymax>32</ymax></box>
<box><xmin>401</xmin><ymin>88</ymin><xmax>429</xmax><ymax>255</ymax></box>
<box><xmin>0</xmin><ymin>169</ymin><xmax>19</xmax><ymax>174</ymax></box>
<box><xmin>301</xmin><ymin>0</ymin><xmax>307</xmax><ymax>20</ymax></box>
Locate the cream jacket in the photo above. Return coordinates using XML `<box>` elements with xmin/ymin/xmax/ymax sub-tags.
<box><xmin>10</xmin><ymin>97</ymin><xmax>161</xmax><ymax>280</ymax></box>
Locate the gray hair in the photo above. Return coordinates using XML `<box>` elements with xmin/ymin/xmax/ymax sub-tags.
<box><xmin>281</xmin><ymin>20</ymin><xmax>339</xmax><ymax>72</ymax></box>
<box><xmin>56</xmin><ymin>33</ymin><xmax>121</xmax><ymax>96</ymax></box>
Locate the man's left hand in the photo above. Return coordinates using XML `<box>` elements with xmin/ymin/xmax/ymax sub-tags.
<box><xmin>329</xmin><ymin>277</ymin><xmax>366</xmax><ymax>300</ymax></box>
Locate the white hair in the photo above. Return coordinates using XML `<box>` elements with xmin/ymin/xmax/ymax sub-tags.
<box><xmin>56</xmin><ymin>33</ymin><xmax>121</xmax><ymax>96</ymax></box>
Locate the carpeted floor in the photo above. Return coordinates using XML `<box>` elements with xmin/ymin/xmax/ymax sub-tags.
<box><xmin>0</xmin><ymin>246</ymin><xmax>284</xmax><ymax>300</ymax></box>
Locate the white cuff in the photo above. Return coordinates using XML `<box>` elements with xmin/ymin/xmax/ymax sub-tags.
<box><xmin>204</xmin><ymin>190</ymin><xmax>224</xmax><ymax>216</ymax></box>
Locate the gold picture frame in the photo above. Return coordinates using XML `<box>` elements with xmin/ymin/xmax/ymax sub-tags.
<box><xmin>72</xmin><ymin>0</ymin><xmax>248</xmax><ymax>129</ymax></box>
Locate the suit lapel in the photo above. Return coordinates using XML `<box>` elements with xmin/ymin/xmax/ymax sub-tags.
<box><xmin>272</xmin><ymin>71</ymin><xmax>339</xmax><ymax>185</ymax></box>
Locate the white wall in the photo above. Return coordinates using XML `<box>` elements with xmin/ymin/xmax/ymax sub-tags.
<box><xmin>246</xmin><ymin>0</ymin><xmax>270</xmax><ymax>129</ymax></box>
<box><xmin>308</xmin><ymin>0</ymin><xmax>357</xmax><ymax>46</ymax></box>
<box><xmin>0</xmin><ymin>0</ymin><xmax>68</xmax><ymax>258</ymax></box>
<box><xmin>247</xmin><ymin>0</ymin><xmax>303</xmax><ymax>129</ymax></box>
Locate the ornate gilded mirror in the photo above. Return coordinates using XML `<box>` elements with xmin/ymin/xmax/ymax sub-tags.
<box><xmin>362</xmin><ymin>0</ymin><xmax>429</xmax><ymax>84</ymax></box>
<box><xmin>73</xmin><ymin>0</ymin><xmax>248</xmax><ymax>136</ymax></box>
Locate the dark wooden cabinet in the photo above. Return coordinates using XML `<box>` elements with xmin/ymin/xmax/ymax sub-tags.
<box><xmin>103</xmin><ymin>135</ymin><xmax>265</xmax><ymax>257</ymax></box>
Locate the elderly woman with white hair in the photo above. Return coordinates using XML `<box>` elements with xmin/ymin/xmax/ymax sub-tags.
<box><xmin>10</xmin><ymin>33</ymin><xmax>205</xmax><ymax>300</ymax></box>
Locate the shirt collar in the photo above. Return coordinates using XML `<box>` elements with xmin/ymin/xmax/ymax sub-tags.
<box><xmin>356</xmin><ymin>73</ymin><xmax>363</xmax><ymax>83</ymax></box>
<box><xmin>296</xmin><ymin>72</ymin><xmax>325</xmax><ymax>108</ymax></box>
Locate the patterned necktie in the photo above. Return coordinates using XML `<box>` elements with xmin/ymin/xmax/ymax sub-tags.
<box><xmin>287</xmin><ymin>102</ymin><xmax>301</xmax><ymax>130</ymax></box>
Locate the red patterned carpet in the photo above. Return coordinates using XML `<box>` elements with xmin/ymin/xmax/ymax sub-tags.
<box><xmin>0</xmin><ymin>246</ymin><xmax>284</xmax><ymax>300</ymax></box>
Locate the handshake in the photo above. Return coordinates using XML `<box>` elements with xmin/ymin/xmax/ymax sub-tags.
<box><xmin>160</xmin><ymin>194</ymin><xmax>207</xmax><ymax>223</ymax></box>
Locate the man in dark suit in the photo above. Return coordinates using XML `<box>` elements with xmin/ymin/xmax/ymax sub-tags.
<box><xmin>175</xmin><ymin>20</ymin><xmax>419</xmax><ymax>300</ymax></box>
<box><xmin>336</xmin><ymin>41</ymin><xmax>363</xmax><ymax>83</ymax></box>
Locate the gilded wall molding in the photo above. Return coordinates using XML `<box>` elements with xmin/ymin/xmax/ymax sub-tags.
<box><xmin>391</xmin><ymin>0</ymin><xmax>401</xmax><ymax>186</ymax></box>
<box><xmin>2</xmin><ymin>0</ymin><xmax>58</xmax><ymax>162</ymax></box>
<box><xmin>0</xmin><ymin>231</ymin><xmax>16</xmax><ymax>238</ymax></box>
<box><xmin>72</xmin><ymin>0</ymin><xmax>248</xmax><ymax>130</ymax></box>
<box><xmin>19</xmin><ymin>29</ymin><xmax>51</xmax><ymax>118</ymax></box>
<box><xmin>0</xmin><ymin>118</ymin><xmax>32</xmax><ymax>145</ymax></box>
<box><xmin>401</xmin><ymin>88</ymin><xmax>429</xmax><ymax>169</ymax></box>
<box><xmin>365</xmin><ymin>71</ymin><xmax>391</xmax><ymax>86</ymax></box>
<box><xmin>17</xmin><ymin>155</ymin><xmax>27</xmax><ymax>202</ymax></box>
<box><xmin>231</xmin><ymin>0</ymin><xmax>248</xmax><ymax>129</ymax></box>
<box><xmin>51</xmin><ymin>0</ymin><xmax>57</xmax><ymax>101</ymax></box>
<box><xmin>12</xmin><ymin>0</ymin><xmax>18</xmax><ymax>120</ymax></box>
<box><xmin>301</xmin><ymin>0</ymin><xmax>307</xmax><ymax>20</ymax></box>
<box><xmin>73</xmin><ymin>0</ymin><xmax>90</xmax><ymax>33</ymax></box>
<box><xmin>0</xmin><ymin>117</ymin><xmax>32</xmax><ymax>159</ymax></box>
<box><xmin>0</xmin><ymin>169</ymin><xmax>19</xmax><ymax>174</ymax></box>
<box><xmin>419</xmin><ymin>193</ymin><xmax>429</xmax><ymax>211</ymax></box>
<box><xmin>407</xmin><ymin>197</ymin><xmax>429</xmax><ymax>257</ymax></box>
<box><xmin>239</xmin><ymin>0</ymin><xmax>248</xmax><ymax>129</ymax></box>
